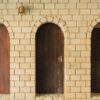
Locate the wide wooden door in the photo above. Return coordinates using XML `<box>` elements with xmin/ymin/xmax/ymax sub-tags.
<box><xmin>91</xmin><ymin>28</ymin><xmax>100</xmax><ymax>93</ymax></box>
<box><xmin>36</xmin><ymin>23</ymin><xmax>64</xmax><ymax>94</ymax></box>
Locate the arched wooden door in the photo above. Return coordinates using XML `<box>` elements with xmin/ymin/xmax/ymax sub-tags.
<box><xmin>36</xmin><ymin>23</ymin><xmax>64</xmax><ymax>94</ymax></box>
<box><xmin>0</xmin><ymin>24</ymin><xmax>10</xmax><ymax>93</ymax></box>
<box><xmin>91</xmin><ymin>27</ymin><xmax>100</xmax><ymax>93</ymax></box>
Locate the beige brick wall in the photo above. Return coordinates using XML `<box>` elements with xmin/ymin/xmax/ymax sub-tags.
<box><xmin>0</xmin><ymin>0</ymin><xmax>100</xmax><ymax>100</ymax></box>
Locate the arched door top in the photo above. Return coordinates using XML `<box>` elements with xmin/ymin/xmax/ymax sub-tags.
<box><xmin>36</xmin><ymin>22</ymin><xmax>64</xmax><ymax>38</ymax></box>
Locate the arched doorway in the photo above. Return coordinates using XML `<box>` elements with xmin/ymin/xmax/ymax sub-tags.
<box><xmin>91</xmin><ymin>22</ymin><xmax>100</xmax><ymax>93</ymax></box>
<box><xmin>0</xmin><ymin>23</ymin><xmax>10</xmax><ymax>93</ymax></box>
<box><xmin>36</xmin><ymin>23</ymin><xmax>64</xmax><ymax>94</ymax></box>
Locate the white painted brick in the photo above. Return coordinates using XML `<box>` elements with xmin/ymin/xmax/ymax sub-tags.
<box><xmin>58</xmin><ymin>0</ymin><xmax>68</xmax><ymax>3</ymax></box>
<box><xmin>71</xmin><ymin>87</ymin><xmax>80</xmax><ymax>92</ymax></box>
<box><xmin>45</xmin><ymin>4</ymin><xmax>54</xmax><ymax>9</ymax></box>
<box><xmin>67</xmin><ymin>21</ymin><xmax>77</xmax><ymax>27</ymax></box>
<box><xmin>20</xmin><ymin>75</ymin><xmax>31</xmax><ymax>81</ymax></box>
<box><xmin>66</xmin><ymin>93</ymin><xmax>75</xmax><ymax>98</ymax></box>
<box><xmin>10</xmin><ymin>39</ymin><xmax>19</xmax><ymax>45</ymax></box>
<box><xmin>12</xmin><ymin>27</ymin><xmax>21</xmax><ymax>32</ymax></box>
<box><xmin>73</xmin><ymin>15</ymin><xmax>83</xmax><ymax>21</ymax></box>
<box><xmin>8</xmin><ymin>9</ymin><xmax>18</xmax><ymax>15</ymax></box>
<box><xmin>30</xmin><ymin>0</ymin><xmax>40</xmax><ymax>3</ymax></box>
<box><xmin>15</xmin><ymin>93</ymin><xmax>25</xmax><ymax>99</ymax></box>
<box><xmin>66</xmin><ymin>69</ymin><xmax>75</xmax><ymax>74</ymax></box>
<box><xmin>0</xmin><ymin>4</ymin><xmax>6</xmax><ymax>9</ymax></box>
<box><xmin>8</xmin><ymin>0</ymin><xmax>18</xmax><ymax>2</ymax></box>
<box><xmin>15</xmin><ymin>33</ymin><xmax>24</xmax><ymax>38</ymax></box>
<box><xmin>66</xmin><ymin>3</ymin><xmax>76</xmax><ymax>8</ymax></box>
<box><xmin>15</xmin><ymin>57</ymin><xmax>25</xmax><ymax>63</ymax></box>
<box><xmin>4</xmin><ymin>15</ymin><xmax>14</xmax><ymax>20</ymax></box>
<box><xmin>22</xmin><ymin>27</ymin><xmax>32</xmax><ymax>32</ymax></box>
<box><xmin>91</xmin><ymin>9</ymin><xmax>100</xmax><ymax>15</ymax></box>
<box><xmin>76</xmin><ymin>93</ymin><xmax>86</xmax><ymax>98</ymax></box>
<box><xmin>11</xmin><ymin>87</ymin><xmax>19</xmax><ymax>93</ymax></box>
<box><xmin>71</xmin><ymin>39</ymin><xmax>80</xmax><ymax>44</ymax></box>
<box><xmin>15</xmin><ymin>45</ymin><xmax>25</xmax><ymax>51</ymax></box>
<box><xmin>76</xmin><ymin>81</ymin><xmax>85</xmax><ymax>86</ymax></box>
<box><xmin>25</xmin><ymin>57</ymin><xmax>34</xmax><ymax>63</ymax></box>
<box><xmin>22</xmin><ymin>15</ymin><xmax>32</xmax><ymax>21</ymax></box>
<box><xmin>70</xmin><ymin>9</ymin><xmax>79</xmax><ymax>15</ymax></box>
<box><xmin>66</xmin><ymin>81</ymin><xmax>75</xmax><ymax>86</ymax></box>
<box><xmin>20</xmin><ymin>0</ymin><xmax>29</xmax><ymax>2</ymax></box>
<box><xmin>9</xmin><ymin>21</ymin><xmax>19</xmax><ymax>26</ymax></box>
<box><xmin>25</xmin><ymin>33</ymin><xmax>31</xmax><ymax>38</ymax></box>
<box><xmin>20</xmin><ymin>21</ymin><xmax>29</xmax><ymax>26</ymax></box>
<box><xmin>80</xmin><ymin>9</ymin><xmax>90</xmax><ymax>14</ymax></box>
<box><xmin>88</xmin><ymin>3</ymin><xmax>98</xmax><ymax>8</ymax></box>
<box><xmin>7</xmin><ymin>4</ymin><xmax>17</xmax><ymax>9</ymax></box>
<box><xmin>80</xmin><ymin>0</ymin><xmax>90</xmax><ymax>2</ymax></box>
<box><xmin>20</xmin><ymin>51</ymin><xmax>30</xmax><ymax>57</ymax></box>
<box><xmin>51</xmin><ymin>0</ymin><xmax>57</xmax><ymax>3</ymax></box>
<box><xmin>77</xmin><ymin>21</ymin><xmax>87</xmax><ymax>26</ymax></box>
<box><xmin>20</xmin><ymin>39</ymin><xmax>30</xmax><ymax>44</ymax></box>
<box><xmin>3</xmin><ymin>0</ymin><xmax>8</xmax><ymax>3</ymax></box>
<box><xmin>55</xmin><ymin>4</ymin><xmax>65</xmax><ymax>9</ymax></box>
<box><xmin>76</xmin><ymin>69</ymin><xmax>86</xmax><ymax>74</ymax></box>
<box><xmin>20</xmin><ymin>63</ymin><xmax>31</xmax><ymax>68</ymax></box>
<box><xmin>10</xmin><ymin>63</ymin><xmax>19</xmax><ymax>68</ymax></box>
<box><xmin>20</xmin><ymin>87</ymin><xmax>30</xmax><ymax>92</ymax></box>
<box><xmin>15</xmin><ymin>81</ymin><xmax>24</xmax><ymax>86</ymax></box>
<box><xmin>26</xmin><ymin>81</ymin><xmax>34</xmax><ymax>86</ymax></box>
<box><xmin>77</xmin><ymin>3</ymin><xmax>87</xmax><ymax>8</ymax></box>
<box><xmin>69</xmin><ymin>0</ymin><xmax>79</xmax><ymax>2</ymax></box>
<box><xmin>30</xmin><ymin>10</ymin><xmax>40</xmax><ymax>15</ymax></box>
<box><xmin>26</xmin><ymin>69</ymin><xmax>34</xmax><ymax>75</ymax></box>
<box><xmin>41</xmin><ymin>10</ymin><xmax>51</xmax><ymax>15</ymax></box>
<box><xmin>41</xmin><ymin>0</ymin><xmax>51</xmax><ymax>3</ymax></box>
<box><xmin>10</xmin><ymin>69</ymin><xmax>14</xmax><ymax>75</ymax></box>
<box><xmin>62</xmin><ymin>15</ymin><xmax>72</xmax><ymax>20</ymax></box>
<box><xmin>59</xmin><ymin>10</ymin><xmax>68</xmax><ymax>15</ymax></box>
<box><xmin>15</xmin><ymin>69</ymin><xmax>25</xmax><ymax>75</ymax></box>
<box><xmin>71</xmin><ymin>75</ymin><xmax>80</xmax><ymax>81</ymax></box>
<box><xmin>15</xmin><ymin>15</ymin><xmax>21</xmax><ymax>21</ymax></box>
<box><xmin>10</xmin><ymin>75</ymin><xmax>19</xmax><ymax>81</ymax></box>
<box><xmin>26</xmin><ymin>93</ymin><xmax>35</xmax><ymax>99</ymax></box>
<box><xmin>10</xmin><ymin>51</ymin><xmax>19</xmax><ymax>57</ymax></box>
<box><xmin>2</xmin><ymin>10</ymin><xmax>8</xmax><ymax>15</ymax></box>
<box><xmin>34</xmin><ymin>4</ymin><xmax>43</xmax><ymax>9</ymax></box>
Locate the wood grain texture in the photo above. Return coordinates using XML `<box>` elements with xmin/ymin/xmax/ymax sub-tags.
<box><xmin>0</xmin><ymin>24</ymin><xmax>10</xmax><ymax>93</ymax></box>
<box><xmin>36</xmin><ymin>23</ymin><xmax>64</xmax><ymax>94</ymax></box>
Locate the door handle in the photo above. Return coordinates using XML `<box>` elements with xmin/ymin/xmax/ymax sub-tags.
<box><xmin>57</xmin><ymin>56</ymin><xmax>63</xmax><ymax>63</ymax></box>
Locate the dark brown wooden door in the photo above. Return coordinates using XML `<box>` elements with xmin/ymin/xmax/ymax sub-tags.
<box><xmin>36</xmin><ymin>23</ymin><xmax>64</xmax><ymax>94</ymax></box>
<box><xmin>0</xmin><ymin>24</ymin><xmax>10</xmax><ymax>93</ymax></box>
<box><xmin>91</xmin><ymin>28</ymin><xmax>100</xmax><ymax>93</ymax></box>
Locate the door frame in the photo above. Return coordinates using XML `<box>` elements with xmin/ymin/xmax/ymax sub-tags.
<box><xmin>32</xmin><ymin>16</ymin><xmax>69</xmax><ymax>99</ymax></box>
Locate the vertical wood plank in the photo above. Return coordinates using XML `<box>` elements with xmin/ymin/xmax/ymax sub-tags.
<box><xmin>0</xmin><ymin>24</ymin><xmax>10</xmax><ymax>93</ymax></box>
<box><xmin>36</xmin><ymin>23</ymin><xmax>64</xmax><ymax>94</ymax></box>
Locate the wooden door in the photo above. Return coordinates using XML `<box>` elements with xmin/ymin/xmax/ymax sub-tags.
<box><xmin>36</xmin><ymin>23</ymin><xmax>64</xmax><ymax>94</ymax></box>
<box><xmin>91</xmin><ymin>28</ymin><xmax>100</xmax><ymax>93</ymax></box>
<box><xmin>0</xmin><ymin>24</ymin><xmax>10</xmax><ymax>93</ymax></box>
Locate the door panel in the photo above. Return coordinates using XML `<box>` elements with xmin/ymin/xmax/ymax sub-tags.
<box><xmin>0</xmin><ymin>24</ymin><xmax>10</xmax><ymax>93</ymax></box>
<box><xmin>36</xmin><ymin>23</ymin><xmax>64</xmax><ymax>94</ymax></box>
<box><xmin>91</xmin><ymin>28</ymin><xmax>100</xmax><ymax>93</ymax></box>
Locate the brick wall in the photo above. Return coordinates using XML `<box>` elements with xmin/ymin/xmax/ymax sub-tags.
<box><xmin>0</xmin><ymin>0</ymin><xmax>100</xmax><ymax>100</ymax></box>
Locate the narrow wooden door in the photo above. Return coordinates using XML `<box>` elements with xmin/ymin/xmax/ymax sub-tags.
<box><xmin>91</xmin><ymin>28</ymin><xmax>100</xmax><ymax>93</ymax></box>
<box><xmin>36</xmin><ymin>23</ymin><xmax>64</xmax><ymax>94</ymax></box>
<box><xmin>0</xmin><ymin>24</ymin><xmax>10</xmax><ymax>93</ymax></box>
